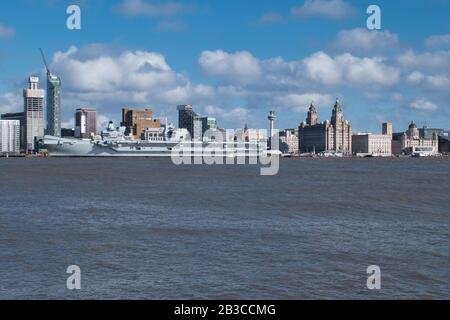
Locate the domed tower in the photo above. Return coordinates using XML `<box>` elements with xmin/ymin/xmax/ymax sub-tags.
<box><xmin>331</xmin><ymin>98</ymin><xmax>344</xmax><ymax>125</ymax></box>
<box><xmin>407</xmin><ymin>121</ymin><xmax>420</xmax><ymax>139</ymax></box>
<box><xmin>306</xmin><ymin>102</ymin><xmax>318</xmax><ymax>126</ymax></box>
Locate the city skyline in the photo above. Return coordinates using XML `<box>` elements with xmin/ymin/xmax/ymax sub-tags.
<box><xmin>0</xmin><ymin>0</ymin><xmax>449</xmax><ymax>133</ymax></box>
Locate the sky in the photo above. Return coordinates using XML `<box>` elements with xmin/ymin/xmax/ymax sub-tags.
<box><xmin>0</xmin><ymin>0</ymin><xmax>449</xmax><ymax>133</ymax></box>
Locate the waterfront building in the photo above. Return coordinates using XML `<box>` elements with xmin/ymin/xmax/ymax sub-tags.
<box><xmin>177</xmin><ymin>105</ymin><xmax>202</xmax><ymax>141</ymax></box>
<box><xmin>392</xmin><ymin>121</ymin><xmax>439</xmax><ymax>155</ymax></box>
<box><xmin>439</xmin><ymin>135</ymin><xmax>450</xmax><ymax>154</ymax></box>
<box><xmin>352</xmin><ymin>124</ymin><xmax>392</xmax><ymax>156</ymax></box>
<box><xmin>233</xmin><ymin>125</ymin><xmax>266</xmax><ymax>143</ymax></box>
<box><xmin>45</xmin><ymin>71</ymin><xmax>62</xmax><ymax>137</ymax></box>
<box><xmin>299</xmin><ymin>99</ymin><xmax>352</xmax><ymax>154</ymax></box>
<box><xmin>279</xmin><ymin>129</ymin><xmax>299</xmax><ymax>154</ymax></box>
<box><xmin>23</xmin><ymin>77</ymin><xmax>45</xmax><ymax>152</ymax></box>
<box><xmin>75</xmin><ymin>108</ymin><xmax>97</xmax><ymax>139</ymax></box>
<box><xmin>382</xmin><ymin>122</ymin><xmax>393</xmax><ymax>137</ymax></box>
<box><xmin>201</xmin><ymin>117</ymin><xmax>217</xmax><ymax>133</ymax></box>
<box><xmin>121</xmin><ymin>108</ymin><xmax>161</xmax><ymax>140</ymax></box>
<box><xmin>1</xmin><ymin>112</ymin><xmax>25</xmax><ymax>150</ymax></box>
<box><xmin>40</xmin><ymin>49</ymin><xmax>62</xmax><ymax>137</ymax></box>
<box><xmin>419</xmin><ymin>126</ymin><xmax>449</xmax><ymax>140</ymax></box>
<box><xmin>0</xmin><ymin>120</ymin><xmax>20</xmax><ymax>154</ymax></box>
<box><xmin>61</xmin><ymin>128</ymin><xmax>75</xmax><ymax>137</ymax></box>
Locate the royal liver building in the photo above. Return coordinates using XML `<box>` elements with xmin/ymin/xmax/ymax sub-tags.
<box><xmin>299</xmin><ymin>98</ymin><xmax>352</xmax><ymax>154</ymax></box>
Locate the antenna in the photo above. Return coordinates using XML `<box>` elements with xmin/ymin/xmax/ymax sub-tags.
<box><xmin>39</xmin><ymin>48</ymin><xmax>50</xmax><ymax>74</ymax></box>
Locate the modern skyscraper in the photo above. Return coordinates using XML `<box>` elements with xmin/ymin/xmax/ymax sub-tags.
<box><xmin>0</xmin><ymin>120</ymin><xmax>20</xmax><ymax>154</ymax></box>
<box><xmin>177</xmin><ymin>105</ymin><xmax>202</xmax><ymax>140</ymax></box>
<box><xmin>41</xmin><ymin>49</ymin><xmax>62</xmax><ymax>137</ymax></box>
<box><xmin>46</xmin><ymin>73</ymin><xmax>61</xmax><ymax>137</ymax></box>
<box><xmin>121</xmin><ymin>108</ymin><xmax>161</xmax><ymax>140</ymax></box>
<box><xmin>75</xmin><ymin>108</ymin><xmax>97</xmax><ymax>139</ymax></box>
<box><xmin>23</xmin><ymin>77</ymin><xmax>45</xmax><ymax>152</ymax></box>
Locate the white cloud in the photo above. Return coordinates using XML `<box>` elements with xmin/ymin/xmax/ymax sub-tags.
<box><xmin>199</xmin><ymin>50</ymin><xmax>263</xmax><ymax>84</ymax></box>
<box><xmin>397</xmin><ymin>50</ymin><xmax>450</xmax><ymax>71</ymax></box>
<box><xmin>275</xmin><ymin>93</ymin><xmax>334</xmax><ymax>113</ymax></box>
<box><xmin>0</xmin><ymin>24</ymin><xmax>15</xmax><ymax>40</ymax></box>
<box><xmin>114</xmin><ymin>0</ymin><xmax>196</xmax><ymax>18</ymax></box>
<box><xmin>303</xmin><ymin>52</ymin><xmax>342</xmax><ymax>85</ymax></box>
<box><xmin>303</xmin><ymin>51</ymin><xmax>400</xmax><ymax>87</ymax></box>
<box><xmin>426</xmin><ymin>74</ymin><xmax>450</xmax><ymax>89</ymax></box>
<box><xmin>406</xmin><ymin>72</ymin><xmax>450</xmax><ymax>90</ymax></box>
<box><xmin>410</xmin><ymin>98</ymin><xmax>438</xmax><ymax>112</ymax></box>
<box><xmin>203</xmin><ymin>105</ymin><xmax>249</xmax><ymax>124</ymax></box>
<box><xmin>406</xmin><ymin>71</ymin><xmax>425</xmax><ymax>84</ymax></box>
<box><xmin>0</xmin><ymin>92</ymin><xmax>21</xmax><ymax>114</ymax></box>
<box><xmin>331</xmin><ymin>28</ymin><xmax>399</xmax><ymax>54</ymax></box>
<box><xmin>291</xmin><ymin>0</ymin><xmax>356</xmax><ymax>19</ymax></box>
<box><xmin>425</xmin><ymin>34</ymin><xmax>450</xmax><ymax>49</ymax></box>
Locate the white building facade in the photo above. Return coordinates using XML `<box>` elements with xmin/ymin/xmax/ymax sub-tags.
<box><xmin>352</xmin><ymin>133</ymin><xmax>392</xmax><ymax>156</ymax></box>
<box><xmin>23</xmin><ymin>77</ymin><xmax>45</xmax><ymax>152</ymax></box>
<box><xmin>0</xmin><ymin>120</ymin><xmax>21</xmax><ymax>154</ymax></box>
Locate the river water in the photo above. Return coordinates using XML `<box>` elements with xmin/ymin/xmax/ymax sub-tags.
<box><xmin>0</xmin><ymin>157</ymin><xmax>449</xmax><ymax>299</ymax></box>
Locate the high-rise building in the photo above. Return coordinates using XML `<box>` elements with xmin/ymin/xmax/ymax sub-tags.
<box><xmin>23</xmin><ymin>77</ymin><xmax>45</xmax><ymax>152</ymax></box>
<box><xmin>40</xmin><ymin>49</ymin><xmax>62</xmax><ymax>137</ymax></box>
<box><xmin>0</xmin><ymin>120</ymin><xmax>20</xmax><ymax>154</ymax></box>
<box><xmin>177</xmin><ymin>105</ymin><xmax>202</xmax><ymax>141</ymax></box>
<box><xmin>299</xmin><ymin>99</ymin><xmax>352</xmax><ymax>154</ymax></box>
<box><xmin>46</xmin><ymin>72</ymin><xmax>62</xmax><ymax>137</ymax></box>
<box><xmin>121</xmin><ymin>108</ymin><xmax>161</xmax><ymax>140</ymax></box>
<box><xmin>75</xmin><ymin>108</ymin><xmax>97</xmax><ymax>139</ymax></box>
<box><xmin>1</xmin><ymin>112</ymin><xmax>25</xmax><ymax>150</ymax></box>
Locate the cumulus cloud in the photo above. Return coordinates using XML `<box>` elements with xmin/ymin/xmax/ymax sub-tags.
<box><xmin>425</xmin><ymin>34</ymin><xmax>450</xmax><ymax>49</ymax></box>
<box><xmin>406</xmin><ymin>71</ymin><xmax>450</xmax><ymax>91</ymax></box>
<box><xmin>274</xmin><ymin>93</ymin><xmax>334</xmax><ymax>113</ymax></box>
<box><xmin>42</xmin><ymin>45</ymin><xmax>218</xmax><ymax>126</ymax></box>
<box><xmin>331</xmin><ymin>28</ymin><xmax>399</xmax><ymax>54</ymax></box>
<box><xmin>397</xmin><ymin>50</ymin><xmax>450</xmax><ymax>71</ymax></box>
<box><xmin>410</xmin><ymin>98</ymin><xmax>438</xmax><ymax>112</ymax></box>
<box><xmin>114</xmin><ymin>0</ymin><xmax>196</xmax><ymax>18</ymax></box>
<box><xmin>204</xmin><ymin>105</ymin><xmax>249</xmax><ymax>123</ymax></box>
<box><xmin>0</xmin><ymin>24</ymin><xmax>15</xmax><ymax>39</ymax></box>
<box><xmin>304</xmin><ymin>52</ymin><xmax>400</xmax><ymax>87</ymax></box>
<box><xmin>199</xmin><ymin>50</ymin><xmax>263</xmax><ymax>84</ymax></box>
<box><xmin>406</xmin><ymin>71</ymin><xmax>425</xmax><ymax>84</ymax></box>
<box><xmin>291</xmin><ymin>0</ymin><xmax>356</xmax><ymax>19</ymax></box>
<box><xmin>0</xmin><ymin>92</ymin><xmax>21</xmax><ymax>114</ymax></box>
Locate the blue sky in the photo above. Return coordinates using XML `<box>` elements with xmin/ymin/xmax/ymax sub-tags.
<box><xmin>0</xmin><ymin>0</ymin><xmax>449</xmax><ymax>132</ymax></box>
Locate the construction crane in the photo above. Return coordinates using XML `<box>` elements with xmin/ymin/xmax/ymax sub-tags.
<box><xmin>39</xmin><ymin>48</ymin><xmax>50</xmax><ymax>75</ymax></box>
